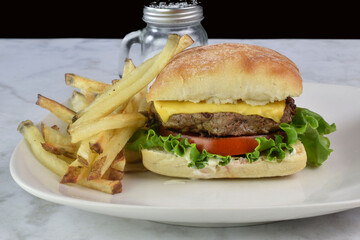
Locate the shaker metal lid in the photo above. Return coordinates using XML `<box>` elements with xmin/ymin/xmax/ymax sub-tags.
<box><xmin>143</xmin><ymin>3</ymin><xmax>204</xmax><ymax>25</ymax></box>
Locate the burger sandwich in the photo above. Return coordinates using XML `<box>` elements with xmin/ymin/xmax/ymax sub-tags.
<box><xmin>126</xmin><ymin>43</ymin><xmax>336</xmax><ymax>179</ymax></box>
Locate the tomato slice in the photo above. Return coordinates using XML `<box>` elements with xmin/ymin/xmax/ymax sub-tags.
<box><xmin>160</xmin><ymin>127</ymin><xmax>275</xmax><ymax>156</ymax></box>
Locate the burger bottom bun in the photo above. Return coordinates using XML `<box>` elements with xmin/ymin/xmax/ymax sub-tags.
<box><xmin>141</xmin><ymin>141</ymin><xmax>306</xmax><ymax>179</ymax></box>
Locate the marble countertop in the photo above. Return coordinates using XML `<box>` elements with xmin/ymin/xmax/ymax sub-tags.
<box><xmin>1</xmin><ymin>38</ymin><xmax>360</xmax><ymax>239</ymax></box>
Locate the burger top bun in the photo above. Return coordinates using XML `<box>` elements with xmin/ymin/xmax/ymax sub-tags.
<box><xmin>147</xmin><ymin>43</ymin><xmax>303</xmax><ymax>105</ymax></box>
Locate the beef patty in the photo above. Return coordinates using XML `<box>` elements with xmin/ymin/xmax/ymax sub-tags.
<box><xmin>153</xmin><ymin>97</ymin><xmax>296</xmax><ymax>137</ymax></box>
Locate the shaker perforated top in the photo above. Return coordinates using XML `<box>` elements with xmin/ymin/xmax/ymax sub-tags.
<box><xmin>143</xmin><ymin>1</ymin><xmax>204</xmax><ymax>25</ymax></box>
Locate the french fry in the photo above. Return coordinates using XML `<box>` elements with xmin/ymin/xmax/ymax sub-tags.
<box><xmin>77</xmin><ymin>177</ymin><xmax>122</xmax><ymax>194</ymax></box>
<box><xmin>41</xmin><ymin>142</ymin><xmax>77</xmax><ymax>160</ymax></box>
<box><xmin>76</xmin><ymin>136</ymin><xmax>99</xmax><ymax>167</ymax></box>
<box><xmin>110</xmin><ymin>151</ymin><xmax>126</xmax><ymax>172</ymax></box>
<box><xmin>51</xmin><ymin>125</ymin><xmax>59</xmax><ymax>130</ymax></box>
<box><xmin>61</xmin><ymin>137</ymin><xmax>97</xmax><ymax>183</ymax></box>
<box><xmin>71</xmin><ymin>34</ymin><xmax>186</xmax><ymax>127</ymax></box>
<box><xmin>82</xmin><ymin>91</ymin><xmax>96</xmax><ymax>103</ymax></box>
<box><xmin>123</xmin><ymin>87</ymin><xmax>147</xmax><ymax>113</ymax></box>
<box><xmin>36</xmin><ymin>94</ymin><xmax>75</xmax><ymax>124</ymax></box>
<box><xmin>112</xmin><ymin>150</ymin><xmax>147</xmax><ymax>172</ymax></box>
<box><xmin>89</xmin><ymin>130</ymin><xmax>114</xmax><ymax>154</ymax></box>
<box><xmin>65</xmin><ymin>73</ymin><xmax>110</xmax><ymax>94</ymax></box>
<box><xmin>59</xmin><ymin>136</ymin><xmax>122</xmax><ymax>193</ymax></box>
<box><xmin>62</xmin><ymin>160</ymin><xmax>122</xmax><ymax>194</ymax></box>
<box><xmin>18</xmin><ymin>120</ymin><xmax>121</xmax><ymax>193</ymax></box>
<box><xmin>69</xmin><ymin>113</ymin><xmax>147</xmax><ymax>143</ymax></box>
<box><xmin>41</xmin><ymin>122</ymin><xmax>79</xmax><ymax>162</ymax></box>
<box><xmin>111</xmin><ymin>59</ymin><xmax>138</xmax><ymax>114</ymax></box>
<box><xmin>88</xmin><ymin>127</ymin><xmax>136</xmax><ymax>180</ymax></box>
<box><xmin>174</xmin><ymin>34</ymin><xmax>194</xmax><ymax>55</ymax></box>
<box><xmin>65</xmin><ymin>73</ymin><xmax>110</xmax><ymax>103</ymax></box>
<box><xmin>70</xmin><ymin>90</ymin><xmax>93</xmax><ymax>112</ymax></box>
<box><xmin>64</xmin><ymin>130</ymin><xmax>114</xmax><ymax>182</ymax></box>
<box><xmin>112</xmin><ymin>58</ymin><xmax>136</xmax><ymax>86</ymax></box>
<box><xmin>18</xmin><ymin>120</ymin><xmax>69</xmax><ymax>176</ymax></box>
<box><xmin>19</xmin><ymin>34</ymin><xmax>194</xmax><ymax>194</ymax></box>
<box><xmin>106</xmin><ymin>168</ymin><xmax>125</xmax><ymax>180</ymax></box>
<box><xmin>70</xmin><ymin>56</ymin><xmax>154</xmax><ymax>126</ymax></box>
<box><xmin>60</xmin><ymin>161</ymin><xmax>84</xmax><ymax>183</ymax></box>
<box><xmin>41</xmin><ymin>123</ymin><xmax>73</xmax><ymax>146</ymax></box>
<box><xmin>122</xmin><ymin>100</ymin><xmax>135</xmax><ymax>113</ymax></box>
<box><xmin>121</xmin><ymin>59</ymin><xmax>149</xmax><ymax>114</ymax></box>
<box><xmin>123</xmin><ymin>58</ymin><xmax>136</xmax><ymax>77</ymax></box>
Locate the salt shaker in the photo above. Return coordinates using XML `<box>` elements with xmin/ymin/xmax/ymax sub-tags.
<box><xmin>118</xmin><ymin>1</ymin><xmax>208</xmax><ymax>77</ymax></box>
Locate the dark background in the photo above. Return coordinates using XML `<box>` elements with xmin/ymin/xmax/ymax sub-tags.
<box><xmin>2</xmin><ymin>1</ymin><xmax>359</xmax><ymax>39</ymax></box>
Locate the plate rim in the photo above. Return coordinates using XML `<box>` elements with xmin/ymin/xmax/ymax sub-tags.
<box><xmin>9</xmin><ymin>82</ymin><xmax>360</xmax><ymax>223</ymax></box>
<box><xmin>9</xmin><ymin>139</ymin><xmax>360</xmax><ymax>225</ymax></box>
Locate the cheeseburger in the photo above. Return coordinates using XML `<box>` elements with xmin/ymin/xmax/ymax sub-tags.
<box><xmin>126</xmin><ymin>43</ymin><xmax>336</xmax><ymax>179</ymax></box>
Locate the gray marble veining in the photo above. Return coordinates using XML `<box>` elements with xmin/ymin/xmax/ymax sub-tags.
<box><xmin>1</xmin><ymin>38</ymin><xmax>359</xmax><ymax>240</ymax></box>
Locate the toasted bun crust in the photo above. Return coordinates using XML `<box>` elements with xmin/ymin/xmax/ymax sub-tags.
<box><xmin>147</xmin><ymin>43</ymin><xmax>303</xmax><ymax>105</ymax></box>
<box><xmin>141</xmin><ymin>141</ymin><xmax>307</xmax><ymax>179</ymax></box>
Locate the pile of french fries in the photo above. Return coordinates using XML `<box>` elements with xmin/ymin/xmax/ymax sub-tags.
<box><xmin>17</xmin><ymin>34</ymin><xmax>194</xmax><ymax>194</ymax></box>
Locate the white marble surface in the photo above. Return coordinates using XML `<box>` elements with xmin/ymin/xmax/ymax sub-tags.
<box><xmin>1</xmin><ymin>38</ymin><xmax>360</xmax><ymax>239</ymax></box>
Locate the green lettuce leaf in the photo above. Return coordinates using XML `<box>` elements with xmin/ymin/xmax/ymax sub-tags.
<box><xmin>245</xmin><ymin>107</ymin><xmax>336</xmax><ymax>166</ymax></box>
<box><xmin>289</xmin><ymin>107</ymin><xmax>336</xmax><ymax>167</ymax></box>
<box><xmin>125</xmin><ymin>128</ymin><xmax>231</xmax><ymax>169</ymax></box>
<box><xmin>126</xmin><ymin>107</ymin><xmax>336</xmax><ymax>169</ymax></box>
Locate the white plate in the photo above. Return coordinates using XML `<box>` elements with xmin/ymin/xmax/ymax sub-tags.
<box><xmin>10</xmin><ymin>82</ymin><xmax>360</xmax><ymax>227</ymax></box>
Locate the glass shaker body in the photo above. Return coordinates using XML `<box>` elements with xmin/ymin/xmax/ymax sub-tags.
<box><xmin>141</xmin><ymin>22</ymin><xmax>208</xmax><ymax>62</ymax></box>
<box><xmin>118</xmin><ymin>5</ymin><xmax>208</xmax><ymax>77</ymax></box>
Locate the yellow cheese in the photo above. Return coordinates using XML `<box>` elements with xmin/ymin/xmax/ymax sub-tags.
<box><xmin>153</xmin><ymin>100</ymin><xmax>286</xmax><ymax>123</ymax></box>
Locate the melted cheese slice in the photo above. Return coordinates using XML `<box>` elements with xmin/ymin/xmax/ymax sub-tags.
<box><xmin>154</xmin><ymin>100</ymin><xmax>286</xmax><ymax>123</ymax></box>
